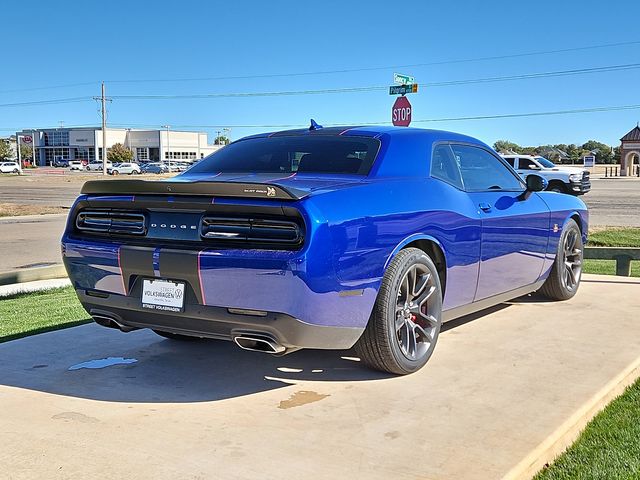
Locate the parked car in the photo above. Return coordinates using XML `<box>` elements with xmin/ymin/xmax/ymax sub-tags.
<box><xmin>69</xmin><ymin>161</ymin><xmax>85</xmax><ymax>171</ymax></box>
<box><xmin>62</xmin><ymin>126</ymin><xmax>588</xmax><ymax>375</ymax></box>
<box><xmin>501</xmin><ymin>154</ymin><xmax>591</xmax><ymax>195</ymax></box>
<box><xmin>53</xmin><ymin>158</ymin><xmax>69</xmax><ymax>168</ymax></box>
<box><xmin>141</xmin><ymin>162</ymin><xmax>170</xmax><ymax>174</ymax></box>
<box><xmin>0</xmin><ymin>162</ymin><xmax>20</xmax><ymax>173</ymax></box>
<box><xmin>107</xmin><ymin>162</ymin><xmax>141</xmax><ymax>175</ymax></box>
<box><xmin>86</xmin><ymin>161</ymin><xmax>112</xmax><ymax>171</ymax></box>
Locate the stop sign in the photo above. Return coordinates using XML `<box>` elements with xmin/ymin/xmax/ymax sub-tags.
<box><xmin>392</xmin><ymin>96</ymin><xmax>412</xmax><ymax>127</ymax></box>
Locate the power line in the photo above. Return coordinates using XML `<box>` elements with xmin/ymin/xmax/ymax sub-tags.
<box><xmin>105</xmin><ymin>39</ymin><xmax>640</xmax><ymax>83</ymax></box>
<box><xmin>108</xmin><ymin>62</ymin><xmax>640</xmax><ymax>101</ymax></box>
<box><xmin>0</xmin><ymin>82</ymin><xmax>97</xmax><ymax>95</ymax></box>
<box><xmin>104</xmin><ymin>103</ymin><xmax>640</xmax><ymax>130</ymax></box>
<box><xmin>0</xmin><ymin>39</ymin><xmax>637</xmax><ymax>96</ymax></box>
<box><xmin>0</xmin><ymin>97</ymin><xmax>93</xmax><ymax>108</ymax></box>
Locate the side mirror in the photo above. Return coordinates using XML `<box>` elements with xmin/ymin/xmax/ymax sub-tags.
<box><xmin>525</xmin><ymin>174</ymin><xmax>547</xmax><ymax>192</ymax></box>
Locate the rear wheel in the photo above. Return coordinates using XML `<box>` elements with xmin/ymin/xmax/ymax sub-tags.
<box><xmin>539</xmin><ymin>219</ymin><xmax>583</xmax><ymax>300</ymax></box>
<box><xmin>354</xmin><ymin>248</ymin><xmax>443</xmax><ymax>375</ymax></box>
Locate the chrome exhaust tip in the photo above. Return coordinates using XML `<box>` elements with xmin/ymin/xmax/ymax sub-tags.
<box><xmin>233</xmin><ymin>335</ymin><xmax>286</xmax><ymax>354</ymax></box>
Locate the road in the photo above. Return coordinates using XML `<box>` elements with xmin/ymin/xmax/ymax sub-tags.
<box><xmin>582</xmin><ymin>178</ymin><xmax>640</xmax><ymax>227</ymax></box>
<box><xmin>0</xmin><ymin>274</ymin><xmax>639</xmax><ymax>479</ymax></box>
<box><xmin>0</xmin><ymin>175</ymin><xmax>637</xmax><ymax>273</ymax></box>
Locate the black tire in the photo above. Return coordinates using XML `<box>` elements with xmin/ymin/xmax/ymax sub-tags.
<box><xmin>12</xmin><ymin>169</ymin><xmax>18</xmax><ymax>173</ymax></box>
<box><xmin>153</xmin><ymin>330</ymin><xmax>201</xmax><ymax>341</ymax></box>
<box><xmin>354</xmin><ymin>247</ymin><xmax>443</xmax><ymax>375</ymax></box>
<box><xmin>548</xmin><ymin>181</ymin><xmax>567</xmax><ymax>194</ymax></box>
<box><xmin>539</xmin><ymin>219</ymin><xmax>583</xmax><ymax>300</ymax></box>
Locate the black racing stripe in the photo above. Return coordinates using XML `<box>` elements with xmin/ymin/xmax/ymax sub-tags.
<box><xmin>159</xmin><ymin>249</ymin><xmax>203</xmax><ymax>305</ymax></box>
<box><xmin>119</xmin><ymin>246</ymin><xmax>154</xmax><ymax>294</ymax></box>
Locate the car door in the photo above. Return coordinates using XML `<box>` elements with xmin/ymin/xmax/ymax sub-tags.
<box><xmin>451</xmin><ymin>144</ymin><xmax>551</xmax><ymax>301</ymax></box>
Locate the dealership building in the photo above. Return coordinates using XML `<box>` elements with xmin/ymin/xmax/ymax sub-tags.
<box><xmin>15</xmin><ymin>127</ymin><xmax>221</xmax><ymax>166</ymax></box>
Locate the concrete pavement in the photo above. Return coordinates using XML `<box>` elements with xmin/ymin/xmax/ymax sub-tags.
<box><xmin>0</xmin><ymin>274</ymin><xmax>639</xmax><ymax>479</ymax></box>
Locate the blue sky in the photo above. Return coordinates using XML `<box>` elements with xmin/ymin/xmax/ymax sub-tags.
<box><xmin>1</xmin><ymin>0</ymin><xmax>639</xmax><ymax>147</ymax></box>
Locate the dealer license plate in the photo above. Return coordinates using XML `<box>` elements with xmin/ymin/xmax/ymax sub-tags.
<box><xmin>141</xmin><ymin>279</ymin><xmax>185</xmax><ymax>312</ymax></box>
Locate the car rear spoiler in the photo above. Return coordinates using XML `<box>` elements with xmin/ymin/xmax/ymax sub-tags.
<box><xmin>80</xmin><ymin>180</ymin><xmax>308</xmax><ymax>200</ymax></box>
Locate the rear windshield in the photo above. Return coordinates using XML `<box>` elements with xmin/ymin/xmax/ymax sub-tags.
<box><xmin>188</xmin><ymin>136</ymin><xmax>381</xmax><ymax>176</ymax></box>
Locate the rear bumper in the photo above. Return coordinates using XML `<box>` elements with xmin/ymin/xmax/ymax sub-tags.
<box><xmin>62</xmin><ymin>233</ymin><xmax>377</xmax><ymax>347</ymax></box>
<box><xmin>76</xmin><ymin>288</ymin><xmax>363</xmax><ymax>350</ymax></box>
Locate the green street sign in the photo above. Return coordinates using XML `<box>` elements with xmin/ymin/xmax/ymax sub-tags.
<box><xmin>389</xmin><ymin>84</ymin><xmax>418</xmax><ymax>95</ymax></box>
<box><xmin>394</xmin><ymin>73</ymin><xmax>415</xmax><ymax>85</ymax></box>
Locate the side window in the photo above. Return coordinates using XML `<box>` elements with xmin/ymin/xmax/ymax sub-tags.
<box><xmin>451</xmin><ymin>144</ymin><xmax>524</xmax><ymax>192</ymax></box>
<box><xmin>504</xmin><ymin>157</ymin><xmax>515</xmax><ymax>167</ymax></box>
<box><xmin>519</xmin><ymin>158</ymin><xmax>538</xmax><ymax>170</ymax></box>
<box><xmin>430</xmin><ymin>144</ymin><xmax>464</xmax><ymax>189</ymax></box>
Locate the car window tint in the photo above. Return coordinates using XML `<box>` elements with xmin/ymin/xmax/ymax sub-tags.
<box><xmin>188</xmin><ymin>136</ymin><xmax>380</xmax><ymax>176</ymax></box>
<box><xmin>430</xmin><ymin>144</ymin><xmax>463</xmax><ymax>189</ymax></box>
<box><xmin>452</xmin><ymin>144</ymin><xmax>524</xmax><ymax>192</ymax></box>
<box><xmin>504</xmin><ymin>157</ymin><xmax>515</xmax><ymax>167</ymax></box>
<box><xmin>519</xmin><ymin>158</ymin><xmax>537</xmax><ymax>170</ymax></box>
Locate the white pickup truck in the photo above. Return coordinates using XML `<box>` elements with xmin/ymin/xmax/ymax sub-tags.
<box><xmin>501</xmin><ymin>154</ymin><xmax>591</xmax><ymax>195</ymax></box>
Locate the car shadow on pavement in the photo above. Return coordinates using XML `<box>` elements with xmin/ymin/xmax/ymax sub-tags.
<box><xmin>0</xmin><ymin>293</ymin><xmax>545</xmax><ymax>404</ymax></box>
<box><xmin>0</xmin><ymin>324</ymin><xmax>391</xmax><ymax>404</ymax></box>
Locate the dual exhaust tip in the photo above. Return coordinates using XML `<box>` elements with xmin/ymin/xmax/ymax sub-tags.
<box><xmin>233</xmin><ymin>334</ymin><xmax>286</xmax><ymax>354</ymax></box>
<box><xmin>92</xmin><ymin>312</ymin><xmax>286</xmax><ymax>355</ymax></box>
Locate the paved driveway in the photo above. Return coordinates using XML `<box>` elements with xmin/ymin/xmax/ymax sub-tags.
<box><xmin>1</xmin><ymin>274</ymin><xmax>639</xmax><ymax>479</ymax></box>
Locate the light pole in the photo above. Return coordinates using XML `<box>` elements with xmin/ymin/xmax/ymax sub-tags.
<box><xmin>162</xmin><ymin>125</ymin><xmax>171</xmax><ymax>171</ymax></box>
<box><xmin>31</xmin><ymin>129</ymin><xmax>36</xmax><ymax>167</ymax></box>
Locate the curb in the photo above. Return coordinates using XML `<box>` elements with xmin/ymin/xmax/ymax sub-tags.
<box><xmin>502</xmin><ymin>354</ymin><xmax>640</xmax><ymax>480</ymax></box>
<box><xmin>0</xmin><ymin>265</ymin><xmax>68</xmax><ymax>286</ymax></box>
<box><xmin>0</xmin><ymin>213</ymin><xmax>68</xmax><ymax>223</ymax></box>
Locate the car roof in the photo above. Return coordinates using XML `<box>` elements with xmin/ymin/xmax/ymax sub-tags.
<box><xmin>228</xmin><ymin>125</ymin><xmax>493</xmax><ymax>178</ymax></box>
<box><xmin>239</xmin><ymin>125</ymin><xmax>481</xmax><ymax>142</ymax></box>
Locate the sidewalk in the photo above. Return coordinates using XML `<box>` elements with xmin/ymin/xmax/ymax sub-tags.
<box><xmin>0</xmin><ymin>274</ymin><xmax>639</xmax><ymax>479</ymax></box>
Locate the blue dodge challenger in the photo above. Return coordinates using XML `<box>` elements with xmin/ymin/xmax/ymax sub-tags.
<box><xmin>62</xmin><ymin>125</ymin><xmax>588</xmax><ymax>374</ymax></box>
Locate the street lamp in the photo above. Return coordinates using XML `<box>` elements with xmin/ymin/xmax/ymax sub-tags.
<box><xmin>162</xmin><ymin>125</ymin><xmax>171</xmax><ymax>171</ymax></box>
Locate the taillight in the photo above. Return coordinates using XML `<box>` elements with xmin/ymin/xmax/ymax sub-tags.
<box><xmin>76</xmin><ymin>211</ymin><xmax>146</xmax><ymax>235</ymax></box>
<box><xmin>201</xmin><ymin>216</ymin><xmax>303</xmax><ymax>246</ymax></box>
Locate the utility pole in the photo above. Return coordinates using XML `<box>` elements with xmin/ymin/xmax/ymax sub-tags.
<box><xmin>101</xmin><ymin>82</ymin><xmax>108</xmax><ymax>175</ymax></box>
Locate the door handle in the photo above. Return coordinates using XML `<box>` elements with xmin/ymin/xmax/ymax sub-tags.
<box><xmin>478</xmin><ymin>202</ymin><xmax>492</xmax><ymax>212</ymax></box>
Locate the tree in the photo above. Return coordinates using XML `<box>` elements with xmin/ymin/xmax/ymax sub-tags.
<box><xmin>107</xmin><ymin>143</ymin><xmax>133</xmax><ymax>163</ymax></box>
<box><xmin>493</xmin><ymin>140</ymin><xmax>521</xmax><ymax>153</ymax></box>
<box><xmin>214</xmin><ymin>135</ymin><xmax>230</xmax><ymax>145</ymax></box>
<box><xmin>0</xmin><ymin>139</ymin><xmax>14</xmax><ymax>161</ymax></box>
<box><xmin>581</xmin><ymin>140</ymin><xmax>613</xmax><ymax>164</ymax></box>
<box><xmin>19</xmin><ymin>145</ymin><xmax>33</xmax><ymax>164</ymax></box>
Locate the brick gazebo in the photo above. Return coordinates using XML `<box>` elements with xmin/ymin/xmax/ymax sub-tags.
<box><xmin>620</xmin><ymin>125</ymin><xmax>640</xmax><ymax>176</ymax></box>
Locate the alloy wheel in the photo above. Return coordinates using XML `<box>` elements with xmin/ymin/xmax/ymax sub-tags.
<box><xmin>562</xmin><ymin>228</ymin><xmax>583</xmax><ymax>291</ymax></box>
<box><xmin>395</xmin><ymin>264</ymin><xmax>440</xmax><ymax>361</ymax></box>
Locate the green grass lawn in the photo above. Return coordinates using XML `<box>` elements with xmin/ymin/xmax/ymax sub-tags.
<box><xmin>0</xmin><ymin>286</ymin><xmax>90</xmax><ymax>343</ymax></box>
<box><xmin>535</xmin><ymin>380</ymin><xmax>640</xmax><ymax>480</ymax></box>
<box><xmin>583</xmin><ymin>227</ymin><xmax>640</xmax><ymax>278</ymax></box>
<box><xmin>537</xmin><ymin>227</ymin><xmax>640</xmax><ymax>478</ymax></box>
<box><xmin>588</xmin><ymin>227</ymin><xmax>640</xmax><ymax>248</ymax></box>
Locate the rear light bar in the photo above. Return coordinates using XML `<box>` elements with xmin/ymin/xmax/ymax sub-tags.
<box><xmin>76</xmin><ymin>211</ymin><xmax>146</xmax><ymax>235</ymax></box>
<box><xmin>201</xmin><ymin>216</ymin><xmax>303</xmax><ymax>246</ymax></box>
